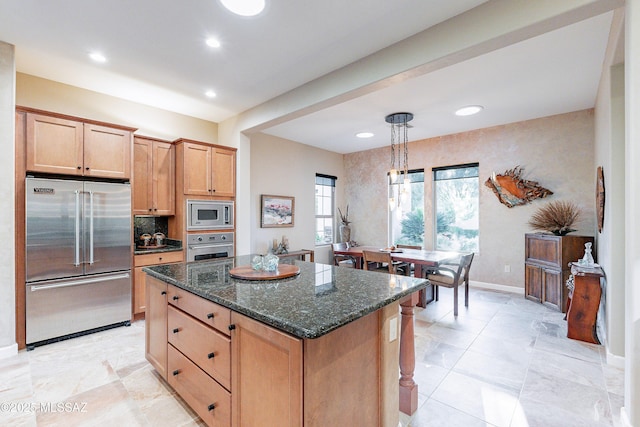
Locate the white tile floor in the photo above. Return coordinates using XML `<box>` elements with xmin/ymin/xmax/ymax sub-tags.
<box><xmin>0</xmin><ymin>286</ymin><xmax>624</xmax><ymax>426</ymax></box>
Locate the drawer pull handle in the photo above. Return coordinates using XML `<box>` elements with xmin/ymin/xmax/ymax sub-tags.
<box><xmin>207</xmin><ymin>352</ymin><xmax>215</xmax><ymax>359</ymax></box>
<box><xmin>172</xmin><ymin>369</ymin><xmax>180</xmax><ymax>376</ymax></box>
<box><xmin>161</xmin><ymin>291</ymin><xmax>167</xmax><ymax>295</ymax></box>
<box><xmin>172</xmin><ymin>328</ymin><xmax>179</xmax><ymax>334</ymax></box>
<box><xmin>207</xmin><ymin>313</ymin><xmax>214</xmax><ymax>319</ymax></box>
<box><xmin>208</xmin><ymin>403</ymin><xmax>216</xmax><ymax>411</ymax></box>
<box><xmin>173</xmin><ymin>296</ymin><xmax>180</xmax><ymax>301</ymax></box>
<box><xmin>228</xmin><ymin>324</ymin><xmax>236</xmax><ymax>331</ymax></box>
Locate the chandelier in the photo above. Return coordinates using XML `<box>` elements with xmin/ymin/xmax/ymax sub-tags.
<box><xmin>386</xmin><ymin>112</ymin><xmax>413</xmax><ymax>210</ymax></box>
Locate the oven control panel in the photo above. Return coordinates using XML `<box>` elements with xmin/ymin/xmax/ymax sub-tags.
<box><xmin>187</xmin><ymin>232</ymin><xmax>234</xmax><ymax>245</ymax></box>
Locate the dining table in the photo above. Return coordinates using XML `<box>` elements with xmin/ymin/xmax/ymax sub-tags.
<box><xmin>332</xmin><ymin>245</ymin><xmax>460</xmax><ymax>305</ymax></box>
<box><xmin>332</xmin><ymin>245</ymin><xmax>459</xmax><ymax>413</ymax></box>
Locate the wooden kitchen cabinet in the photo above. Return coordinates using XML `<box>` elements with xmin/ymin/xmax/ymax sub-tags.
<box><xmin>231</xmin><ymin>311</ymin><xmax>303</xmax><ymax>427</ymax></box>
<box><xmin>146</xmin><ymin>275</ymin><xmax>399</xmax><ymax>427</ymax></box>
<box><xmin>25</xmin><ymin>111</ymin><xmax>134</xmax><ymax>179</ymax></box>
<box><xmin>524</xmin><ymin>233</ymin><xmax>593</xmax><ymax>312</ymax></box>
<box><xmin>134</xmin><ymin>250</ymin><xmax>184</xmax><ymax>315</ymax></box>
<box><xmin>133</xmin><ymin>136</ymin><xmax>175</xmax><ymax>215</ymax></box>
<box><xmin>176</xmin><ymin>139</ymin><xmax>236</xmax><ymax>198</ymax></box>
<box><xmin>145</xmin><ymin>276</ymin><xmax>168</xmax><ymax>380</ymax></box>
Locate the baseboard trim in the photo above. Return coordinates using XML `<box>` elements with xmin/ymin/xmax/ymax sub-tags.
<box><xmin>469</xmin><ymin>280</ymin><xmax>524</xmax><ymax>295</ymax></box>
<box><xmin>0</xmin><ymin>342</ymin><xmax>18</xmax><ymax>360</ymax></box>
<box><xmin>605</xmin><ymin>348</ymin><xmax>625</xmax><ymax>369</ymax></box>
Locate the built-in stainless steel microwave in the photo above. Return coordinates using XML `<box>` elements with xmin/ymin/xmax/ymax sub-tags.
<box><xmin>187</xmin><ymin>200</ymin><xmax>234</xmax><ymax>230</ymax></box>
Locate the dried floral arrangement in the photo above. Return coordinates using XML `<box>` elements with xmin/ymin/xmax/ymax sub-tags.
<box><xmin>528</xmin><ymin>200</ymin><xmax>581</xmax><ymax>236</ymax></box>
<box><xmin>338</xmin><ymin>205</ymin><xmax>350</xmax><ymax>225</ymax></box>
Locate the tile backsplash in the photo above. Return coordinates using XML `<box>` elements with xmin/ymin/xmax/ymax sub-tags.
<box><xmin>134</xmin><ymin>216</ymin><xmax>169</xmax><ymax>244</ymax></box>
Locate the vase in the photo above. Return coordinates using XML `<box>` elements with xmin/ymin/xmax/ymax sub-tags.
<box><xmin>339</xmin><ymin>224</ymin><xmax>351</xmax><ymax>243</ymax></box>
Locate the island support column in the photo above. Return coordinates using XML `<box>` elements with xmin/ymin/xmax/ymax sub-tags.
<box><xmin>399</xmin><ymin>292</ymin><xmax>419</xmax><ymax>414</ymax></box>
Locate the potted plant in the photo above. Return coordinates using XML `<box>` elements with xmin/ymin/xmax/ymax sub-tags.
<box><xmin>528</xmin><ymin>200</ymin><xmax>581</xmax><ymax>236</ymax></box>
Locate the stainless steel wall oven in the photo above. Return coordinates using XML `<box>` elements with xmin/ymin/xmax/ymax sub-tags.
<box><xmin>187</xmin><ymin>232</ymin><xmax>234</xmax><ymax>262</ymax></box>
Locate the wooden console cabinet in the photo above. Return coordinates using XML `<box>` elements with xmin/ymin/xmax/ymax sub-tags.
<box><xmin>566</xmin><ymin>263</ymin><xmax>603</xmax><ymax>344</ymax></box>
<box><xmin>524</xmin><ymin>233</ymin><xmax>594</xmax><ymax>312</ymax></box>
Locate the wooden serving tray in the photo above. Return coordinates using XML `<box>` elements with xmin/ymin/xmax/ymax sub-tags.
<box><xmin>229</xmin><ymin>264</ymin><xmax>300</xmax><ymax>281</ymax></box>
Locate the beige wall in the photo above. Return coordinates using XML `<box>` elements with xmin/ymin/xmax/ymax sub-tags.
<box><xmin>249</xmin><ymin>133</ymin><xmax>344</xmax><ymax>264</ymax></box>
<box><xmin>16</xmin><ymin>73</ymin><xmax>218</xmax><ymax>143</ymax></box>
<box><xmin>345</xmin><ymin>109</ymin><xmax>596</xmax><ymax>289</ymax></box>
<box><xmin>0</xmin><ymin>41</ymin><xmax>16</xmax><ymax>356</ymax></box>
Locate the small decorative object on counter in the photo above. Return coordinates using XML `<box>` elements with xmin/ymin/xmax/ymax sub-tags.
<box><xmin>140</xmin><ymin>233</ymin><xmax>152</xmax><ymax>246</ymax></box>
<box><xmin>251</xmin><ymin>255</ymin><xmax>264</xmax><ymax>271</ymax></box>
<box><xmin>578</xmin><ymin>242</ymin><xmax>595</xmax><ymax>267</ymax></box>
<box><xmin>273</xmin><ymin>235</ymin><xmax>290</xmax><ymax>254</ymax></box>
<box><xmin>263</xmin><ymin>253</ymin><xmax>279</xmax><ymax>272</ymax></box>
<box><xmin>153</xmin><ymin>232</ymin><xmax>165</xmax><ymax>246</ymax></box>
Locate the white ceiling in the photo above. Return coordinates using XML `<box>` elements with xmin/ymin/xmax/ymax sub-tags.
<box><xmin>0</xmin><ymin>0</ymin><xmax>614</xmax><ymax>154</ymax></box>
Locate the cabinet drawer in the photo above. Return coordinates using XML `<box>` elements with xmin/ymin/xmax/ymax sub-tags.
<box><xmin>168</xmin><ymin>305</ymin><xmax>231</xmax><ymax>390</ymax></box>
<box><xmin>135</xmin><ymin>250</ymin><xmax>184</xmax><ymax>267</ymax></box>
<box><xmin>168</xmin><ymin>345</ymin><xmax>231</xmax><ymax>427</ymax></box>
<box><xmin>167</xmin><ymin>285</ymin><xmax>231</xmax><ymax>336</ymax></box>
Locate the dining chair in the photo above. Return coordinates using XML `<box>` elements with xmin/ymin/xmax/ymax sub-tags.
<box><xmin>331</xmin><ymin>242</ymin><xmax>355</xmax><ymax>268</ymax></box>
<box><xmin>362</xmin><ymin>250</ymin><xmax>397</xmax><ymax>274</ymax></box>
<box><xmin>426</xmin><ymin>253</ymin><xmax>474</xmax><ymax>316</ymax></box>
<box><xmin>395</xmin><ymin>244</ymin><xmax>421</xmax><ymax>275</ymax></box>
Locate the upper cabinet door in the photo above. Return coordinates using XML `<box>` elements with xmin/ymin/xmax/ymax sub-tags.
<box><xmin>212</xmin><ymin>148</ymin><xmax>235</xmax><ymax>197</ymax></box>
<box><xmin>153</xmin><ymin>140</ymin><xmax>175</xmax><ymax>215</ymax></box>
<box><xmin>26</xmin><ymin>113</ymin><xmax>84</xmax><ymax>176</ymax></box>
<box><xmin>83</xmin><ymin>124</ymin><xmax>132</xmax><ymax>179</ymax></box>
<box><xmin>183</xmin><ymin>142</ymin><xmax>212</xmax><ymax>196</ymax></box>
<box><xmin>133</xmin><ymin>137</ymin><xmax>153</xmax><ymax>214</ymax></box>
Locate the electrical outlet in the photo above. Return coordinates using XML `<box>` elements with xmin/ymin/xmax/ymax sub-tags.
<box><xmin>504</xmin><ymin>264</ymin><xmax>511</xmax><ymax>273</ymax></box>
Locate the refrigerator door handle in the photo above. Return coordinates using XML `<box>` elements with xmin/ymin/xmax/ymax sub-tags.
<box><xmin>74</xmin><ymin>190</ymin><xmax>81</xmax><ymax>267</ymax></box>
<box><xmin>29</xmin><ymin>273</ymin><xmax>131</xmax><ymax>291</ymax></box>
<box><xmin>89</xmin><ymin>190</ymin><xmax>94</xmax><ymax>265</ymax></box>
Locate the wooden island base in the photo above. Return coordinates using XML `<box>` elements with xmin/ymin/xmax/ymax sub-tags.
<box><xmin>146</xmin><ymin>276</ymin><xmax>402</xmax><ymax>427</ymax></box>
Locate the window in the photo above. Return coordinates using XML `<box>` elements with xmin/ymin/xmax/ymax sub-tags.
<box><xmin>389</xmin><ymin>170</ymin><xmax>424</xmax><ymax>247</ymax></box>
<box><xmin>315</xmin><ymin>174</ymin><xmax>336</xmax><ymax>245</ymax></box>
<box><xmin>433</xmin><ymin>163</ymin><xmax>479</xmax><ymax>252</ymax></box>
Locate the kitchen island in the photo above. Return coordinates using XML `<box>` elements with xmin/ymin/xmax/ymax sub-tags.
<box><xmin>143</xmin><ymin>256</ymin><xmax>428</xmax><ymax>427</ymax></box>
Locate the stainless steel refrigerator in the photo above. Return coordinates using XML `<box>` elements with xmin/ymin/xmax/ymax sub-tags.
<box><xmin>25</xmin><ymin>177</ymin><xmax>132</xmax><ymax>345</ymax></box>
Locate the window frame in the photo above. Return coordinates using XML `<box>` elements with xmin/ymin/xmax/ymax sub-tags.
<box><xmin>315</xmin><ymin>174</ymin><xmax>337</xmax><ymax>246</ymax></box>
<box><xmin>432</xmin><ymin>163</ymin><xmax>479</xmax><ymax>253</ymax></box>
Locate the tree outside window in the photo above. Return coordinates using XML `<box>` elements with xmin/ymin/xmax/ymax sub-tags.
<box><xmin>433</xmin><ymin>164</ymin><xmax>479</xmax><ymax>252</ymax></box>
<box><xmin>389</xmin><ymin>170</ymin><xmax>424</xmax><ymax>247</ymax></box>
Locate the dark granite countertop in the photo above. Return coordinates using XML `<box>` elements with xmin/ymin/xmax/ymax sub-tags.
<box><xmin>134</xmin><ymin>238</ymin><xmax>182</xmax><ymax>255</ymax></box>
<box><xmin>143</xmin><ymin>255</ymin><xmax>428</xmax><ymax>339</ymax></box>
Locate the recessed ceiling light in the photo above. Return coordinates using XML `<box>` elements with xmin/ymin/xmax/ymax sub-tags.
<box><xmin>356</xmin><ymin>132</ymin><xmax>374</xmax><ymax>138</ymax></box>
<box><xmin>89</xmin><ymin>52</ymin><xmax>107</xmax><ymax>63</ymax></box>
<box><xmin>455</xmin><ymin>105</ymin><xmax>483</xmax><ymax>116</ymax></box>
<box><xmin>220</xmin><ymin>0</ymin><xmax>265</xmax><ymax>16</ymax></box>
<box><xmin>205</xmin><ymin>90</ymin><xmax>217</xmax><ymax>98</ymax></box>
<box><xmin>206</xmin><ymin>37</ymin><xmax>221</xmax><ymax>48</ymax></box>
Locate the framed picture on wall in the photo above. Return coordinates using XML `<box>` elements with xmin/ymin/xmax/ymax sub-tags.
<box><xmin>261</xmin><ymin>195</ymin><xmax>295</xmax><ymax>228</ymax></box>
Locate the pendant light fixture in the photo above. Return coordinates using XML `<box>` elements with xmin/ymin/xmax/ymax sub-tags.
<box><xmin>386</xmin><ymin>112</ymin><xmax>413</xmax><ymax>210</ymax></box>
